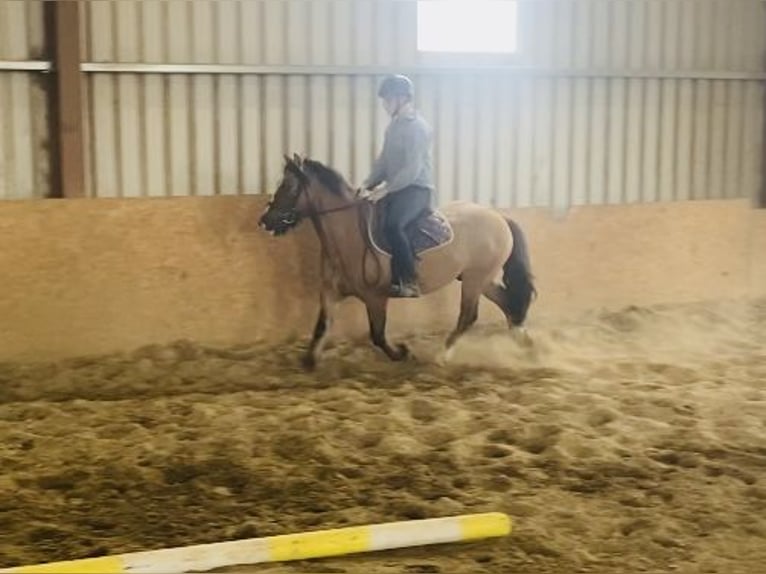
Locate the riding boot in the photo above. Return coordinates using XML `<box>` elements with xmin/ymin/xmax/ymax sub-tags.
<box><xmin>390</xmin><ymin>278</ymin><xmax>421</xmax><ymax>298</ymax></box>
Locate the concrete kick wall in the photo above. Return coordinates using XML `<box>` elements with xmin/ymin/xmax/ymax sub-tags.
<box><xmin>0</xmin><ymin>197</ymin><xmax>763</xmax><ymax>362</ymax></box>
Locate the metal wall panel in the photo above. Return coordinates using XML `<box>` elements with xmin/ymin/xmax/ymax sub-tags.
<box><xmin>83</xmin><ymin>0</ymin><xmax>411</xmax><ymax>66</ymax></box>
<box><xmin>0</xmin><ymin>0</ymin><xmax>45</xmax><ymax>61</ymax></box>
<box><xmin>0</xmin><ymin>0</ymin><xmax>49</xmax><ymax>200</ymax></box>
<box><xmin>79</xmin><ymin>0</ymin><xmax>766</xmax><ymax>207</ymax></box>
<box><xmin>82</xmin><ymin>0</ymin><xmax>766</xmax><ymax>71</ymax></box>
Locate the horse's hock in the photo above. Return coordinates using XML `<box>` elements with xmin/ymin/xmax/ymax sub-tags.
<box><xmin>0</xmin><ymin>196</ymin><xmax>764</xmax><ymax>361</ymax></box>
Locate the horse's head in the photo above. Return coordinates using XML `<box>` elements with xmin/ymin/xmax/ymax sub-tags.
<box><xmin>259</xmin><ymin>154</ymin><xmax>355</xmax><ymax>236</ymax></box>
<box><xmin>259</xmin><ymin>153</ymin><xmax>311</xmax><ymax>236</ymax></box>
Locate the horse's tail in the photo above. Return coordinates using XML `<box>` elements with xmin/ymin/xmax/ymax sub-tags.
<box><xmin>502</xmin><ymin>217</ymin><xmax>536</xmax><ymax>326</ymax></box>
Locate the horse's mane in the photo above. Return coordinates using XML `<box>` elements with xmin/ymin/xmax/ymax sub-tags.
<box><xmin>303</xmin><ymin>159</ymin><xmax>352</xmax><ymax>197</ymax></box>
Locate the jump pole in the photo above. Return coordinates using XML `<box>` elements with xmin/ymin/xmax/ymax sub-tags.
<box><xmin>1</xmin><ymin>512</ymin><xmax>511</xmax><ymax>574</ymax></box>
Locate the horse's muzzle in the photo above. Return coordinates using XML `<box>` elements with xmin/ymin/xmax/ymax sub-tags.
<box><xmin>259</xmin><ymin>208</ymin><xmax>298</xmax><ymax>236</ymax></box>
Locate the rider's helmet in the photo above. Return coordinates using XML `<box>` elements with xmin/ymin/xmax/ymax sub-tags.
<box><xmin>377</xmin><ymin>74</ymin><xmax>414</xmax><ymax>100</ymax></box>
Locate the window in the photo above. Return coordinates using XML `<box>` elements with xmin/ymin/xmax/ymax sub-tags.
<box><xmin>416</xmin><ymin>1</ymin><xmax>518</xmax><ymax>54</ymax></box>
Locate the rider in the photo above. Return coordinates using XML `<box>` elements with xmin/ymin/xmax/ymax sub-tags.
<box><xmin>360</xmin><ymin>74</ymin><xmax>435</xmax><ymax>298</ymax></box>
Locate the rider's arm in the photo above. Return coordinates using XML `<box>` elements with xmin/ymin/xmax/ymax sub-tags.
<box><xmin>363</xmin><ymin>124</ymin><xmax>392</xmax><ymax>190</ymax></box>
<box><xmin>363</xmin><ymin>152</ymin><xmax>386</xmax><ymax>191</ymax></box>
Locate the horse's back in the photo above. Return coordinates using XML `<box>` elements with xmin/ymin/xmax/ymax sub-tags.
<box><xmin>406</xmin><ymin>200</ymin><xmax>513</xmax><ymax>293</ymax></box>
<box><xmin>431</xmin><ymin>201</ymin><xmax>513</xmax><ymax>269</ymax></box>
<box><xmin>439</xmin><ymin>200</ymin><xmax>511</xmax><ymax>236</ymax></box>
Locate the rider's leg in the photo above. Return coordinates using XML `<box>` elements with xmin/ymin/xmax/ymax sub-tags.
<box><xmin>383</xmin><ymin>186</ymin><xmax>431</xmax><ymax>297</ymax></box>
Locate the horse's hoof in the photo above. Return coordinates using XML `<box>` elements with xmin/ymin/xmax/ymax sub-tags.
<box><xmin>436</xmin><ymin>346</ymin><xmax>455</xmax><ymax>366</ymax></box>
<box><xmin>301</xmin><ymin>353</ymin><xmax>317</xmax><ymax>371</ymax></box>
<box><xmin>392</xmin><ymin>343</ymin><xmax>410</xmax><ymax>361</ymax></box>
<box><xmin>512</xmin><ymin>327</ymin><xmax>533</xmax><ymax>348</ymax></box>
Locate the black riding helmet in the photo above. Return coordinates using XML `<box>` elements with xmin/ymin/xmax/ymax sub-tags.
<box><xmin>377</xmin><ymin>74</ymin><xmax>414</xmax><ymax>100</ymax></box>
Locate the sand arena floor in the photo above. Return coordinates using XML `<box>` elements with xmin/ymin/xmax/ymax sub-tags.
<box><xmin>1</xmin><ymin>300</ymin><xmax>765</xmax><ymax>573</ymax></box>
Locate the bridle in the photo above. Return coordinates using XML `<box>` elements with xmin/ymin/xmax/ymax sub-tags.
<box><xmin>268</xmin><ymin>177</ymin><xmax>360</xmax><ymax>226</ymax></box>
<box><xmin>268</xmin><ymin>174</ymin><xmax>381</xmax><ymax>287</ymax></box>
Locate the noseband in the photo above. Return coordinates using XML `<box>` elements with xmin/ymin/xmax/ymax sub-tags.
<box><xmin>269</xmin><ymin>179</ymin><xmax>361</xmax><ymax>225</ymax></box>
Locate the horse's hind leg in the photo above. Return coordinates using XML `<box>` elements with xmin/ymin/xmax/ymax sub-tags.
<box><xmin>483</xmin><ymin>283</ymin><xmax>533</xmax><ymax>346</ymax></box>
<box><xmin>365</xmin><ymin>296</ymin><xmax>409</xmax><ymax>361</ymax></box>
<box><xmin>444</xmin><ymin>281</ymin><xmax>482</xmax><ymax>355</ymax></box>
<box><xmin>483</xmin><ymin>283</ymin><xmax>515</xmax><ymax>329</ymax></box>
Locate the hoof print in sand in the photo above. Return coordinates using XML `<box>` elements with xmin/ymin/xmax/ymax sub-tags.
<box><xmin>482</xmin><ymin>443</ymin><xmax>514</xmax><ymax>458</ymax></box>
<box><xmin>410</xmin><ymin>399</ymin><xmax>440</xmax><ymax>423</ymax></box>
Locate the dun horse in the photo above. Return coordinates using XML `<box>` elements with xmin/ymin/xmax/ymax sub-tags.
<box><xmin>259</xmin><ymin>154</ymin><xmax>536</xmax><ymax>369</ymax></box>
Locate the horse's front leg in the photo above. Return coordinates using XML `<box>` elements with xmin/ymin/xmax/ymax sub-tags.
<box><xmin>365</xmin><ymin>296</ymin><xmax>409</xmax><ymax>361</ymax></box>
<box><xmin>302</xmin><ymin>288</ymin><xmax>340</xmax><ymax>370</ymax></box>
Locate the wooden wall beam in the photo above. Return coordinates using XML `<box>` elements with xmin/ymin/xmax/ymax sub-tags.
<box><xmin>47</xmin><ymin>0</ymin><xmax>85</xmax><ymax>198</ymax></box>
<box><xmin>760</xmin><ymin>86</ymin><xmax>766</xmax><ymax>208</ymax></box>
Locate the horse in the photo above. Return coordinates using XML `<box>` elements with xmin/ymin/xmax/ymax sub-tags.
<box><xmin>258</xmin><ymin>153</ymin><xmax>536</xmax><ymax>369</ymax></box>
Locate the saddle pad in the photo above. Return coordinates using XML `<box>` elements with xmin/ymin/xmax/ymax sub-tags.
<box><xmin>370</xmin><ymin>208</ymin><xmax>454</xmax><ymax>256</ymax></box>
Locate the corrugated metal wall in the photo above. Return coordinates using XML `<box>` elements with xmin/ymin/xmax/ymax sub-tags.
<box><xmin>79</xmin><ymin>0</ymin><xmax>766</xmax><ymax>207</ymax></box>
<box><xmin>0</xmin><ymin>0</ymin><xmax>49</xmax><ymax>199</ymax></box>
<box><xmin>1</xmin><ymin>1</ymin><xmax>764</xmax><ymax>206</ymax></box>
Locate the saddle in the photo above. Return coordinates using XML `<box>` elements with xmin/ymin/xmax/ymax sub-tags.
<box><xmin>368</xmin><ymin>203</ymin><xmax>454</xmax><ymax>257</ymax></box>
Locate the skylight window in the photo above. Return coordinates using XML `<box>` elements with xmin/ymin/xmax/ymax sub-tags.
<box><xmin>416</xmin><ymin>1</ymin><xmax>518</xmax><ymax>54</ymax></box>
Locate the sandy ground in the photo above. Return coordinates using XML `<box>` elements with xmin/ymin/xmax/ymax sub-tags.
<box><xmin>1</xmin><ymin>299</ymin><xmax>765</xmax><ymax>574</ymax></box>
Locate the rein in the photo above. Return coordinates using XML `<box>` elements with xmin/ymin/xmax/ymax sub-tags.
<box><xmin>299</xmin><ymin>185</ymin><xmax>382</xmax><ymax>289</ymax></box>
<box><xmin>307</xmin><ymin>202</ymin><xmax>360</xmax><ymax>217</ymax></box>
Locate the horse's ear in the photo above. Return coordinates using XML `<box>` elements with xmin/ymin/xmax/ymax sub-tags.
<box><xmin>284</xmin><ymin>153</ymin><xmax>308</xmax><ymax>183</ymax></box>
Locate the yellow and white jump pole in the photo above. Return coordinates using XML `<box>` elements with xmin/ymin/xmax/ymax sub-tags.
<box><xmin>2</xmin><ymin>512</ymin><xmax>511</xmax><ymax>574</ymax></box>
